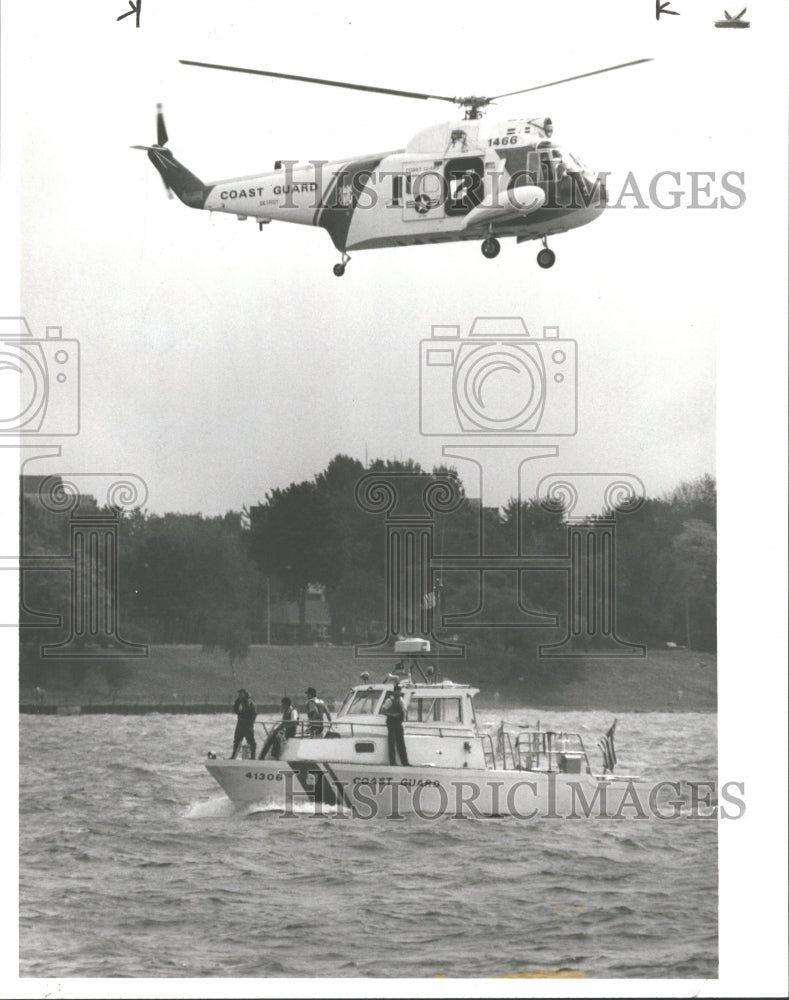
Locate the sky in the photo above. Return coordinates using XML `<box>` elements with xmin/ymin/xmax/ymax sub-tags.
<box><xmin>2</xmin><ymin>1</ymin><xmax>788</xmax><ymax>997</ymax></box>
<box><xmin>6</xmin><ymin>0</ymin><xmax>780</xmax><ymax>517</ymax></box>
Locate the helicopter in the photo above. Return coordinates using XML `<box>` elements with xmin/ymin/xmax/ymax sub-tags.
<box><xmin>134</xmin><ymin>58</ymin><xmax>651</xmax><ymax>276</ymax></box>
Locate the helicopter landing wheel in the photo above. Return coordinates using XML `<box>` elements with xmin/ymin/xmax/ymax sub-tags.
<box><xmin>481</xmin><ymin>237</ymin><xmax>501</xmax><ymax>259</ymax></box>
<box><xmin>537</xmin><ymin>247</ymin><xmax>556</xmax><ymax>269</ymax></box>
<box><xmin>333</xmin><ymin>252</ymin><xmax>351</xmax><ymax>277</ymax></box>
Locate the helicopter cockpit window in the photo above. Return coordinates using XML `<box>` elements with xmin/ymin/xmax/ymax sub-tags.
<box><xmin>537</xmin><ymin>150</ymin><xmax>555</xmax><ymax>183</ymax></box>
<box><xmin>543</xmin><ymin>147</ymin><xmax>590</xmax><ymax>179</ymax></box>
<box><xmin>565</xmin><ymin>150</ymin><xmax>595</xmax><ymax>179</ymax></box>
<box><xmin>562</xmin><ymin>150</ymin><xmax>585</xmax><ymax>173</ymax></box>
<box><xmin>532</xmin><ymin>146</ymin><xmax>572</xmax><ymax>182</ymax></box>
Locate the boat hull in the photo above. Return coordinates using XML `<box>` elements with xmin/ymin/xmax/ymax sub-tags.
<box><xmin>205</xmin><ymin>757</ymin><xmax>634</xmax><ymax>819</ymax></box>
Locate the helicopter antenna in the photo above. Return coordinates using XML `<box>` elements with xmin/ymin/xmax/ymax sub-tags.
<box><xmin>180</xmin><ymin>58</ymin><xmax>652</xmax><ymax>121</ymax></box>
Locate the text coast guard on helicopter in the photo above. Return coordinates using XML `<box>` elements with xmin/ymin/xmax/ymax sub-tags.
<box><xmin>134</xmin><ymin>59</ymin><xmax>651</xmax><ymax>276</ymax></box>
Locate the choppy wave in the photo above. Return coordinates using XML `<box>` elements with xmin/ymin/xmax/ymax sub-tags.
<box><xmin>19</xmin><ymin>709</ymin><xmax>718</xmax><ymax>978</ymax></box>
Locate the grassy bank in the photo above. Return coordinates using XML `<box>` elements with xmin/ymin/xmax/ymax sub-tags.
<box><xmin>21</xmin><ymin>644</ymin><xmax>716</xmax><ymax>712</ymax></box>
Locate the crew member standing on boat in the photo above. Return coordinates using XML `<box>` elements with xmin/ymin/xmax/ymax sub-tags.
<box><xmin>384</xmin><ymin>684</ymin><xmax>409</xmax><ymax>766</ymax></box>
<box><xmin>259</xmin><ymin>696</ymin><xmax>299</xmax><ymax>760</ymax></box>
<box><xmin>231</xmin><ymin>688</ymin><xmax>257</xmax><ymax>759</ymax></box>
<box><xmin>305</xmin><ymin>687</ymin><xmax>332</xmax><ymax>736</ymax></box>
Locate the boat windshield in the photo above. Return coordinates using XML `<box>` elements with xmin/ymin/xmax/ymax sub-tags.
<box><xmin>336</xmin><ymin>689</ymin><xmax>355</xmax><ymax>716</ymax></box>
<box><xmin>343</xmin><ymin>689</ymin><xmax>383</xmax><ymax>715</ymax></box>
<box><xmin>407</xmin><ymin>696</ymin><xmax>463</xmax><ymax>723</ymax></box>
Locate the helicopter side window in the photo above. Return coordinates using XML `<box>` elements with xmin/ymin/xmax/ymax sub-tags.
<box><xmin>392</xmin><ymin>174</ymin><xmax>403</xmax><ymax>206</ymax></box>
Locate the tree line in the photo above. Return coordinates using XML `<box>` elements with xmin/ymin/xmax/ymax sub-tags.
<box><xmin>19</xmin><ymin>459</ymin><xmax>716</xmax><ymax>690</ymax></box>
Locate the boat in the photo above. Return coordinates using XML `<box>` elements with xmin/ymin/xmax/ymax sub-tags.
<box><xmin>204</xmin><ymin>640</ymin><xmax>637</xmax><ymax>818</ymax></box>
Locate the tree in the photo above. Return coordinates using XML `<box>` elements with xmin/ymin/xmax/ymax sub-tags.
<box><xmin>669</xmin><ymin>519</ymin><xmax>716</xmax><ymax>651</ymax></box>
<box><xmin>247</xmin><ymin>480</ymin><xmax>322</xmax><ymax>625</ymax></box>
<box><xmin>667</xmin><ymin>474</ymin><xmax>716</xmax><ymax>528</ymax></box>
<box><xmin>119</xmin><ymin>510</ymin><xmax>260</xmax><ymax>642</ymax></box>
<box><xmin>610</xmin><ymin>476</ymin><xmax>716</xmax><ymax>648</ymax></box>
<box><xmin>311</xmin><ymin>454</ymin><xmax>370</xmax><ymax>589</ymax></box>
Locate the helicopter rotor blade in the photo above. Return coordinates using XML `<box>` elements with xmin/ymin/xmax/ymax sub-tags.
<box><xmin>488</xmin><ymin>58</ymin><xmax>653</xmax><ymax>101</ymax></box>
<box><xmin>179</xmin><ymin>60</ymin><xmax>458</xmax><ymax>104</ymax></box>
<box><xmin>156</xmin><ymin>103</ymin><xmax>169</xmax><ymax>147</ymax></box>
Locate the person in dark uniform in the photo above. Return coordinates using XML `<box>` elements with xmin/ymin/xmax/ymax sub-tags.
<box><xmin>305</xmin><ymin>686</ymin><xmax>332</xmax><ymax>736</ymax></box>
<box><xmin>259</xmin><ymin>696</ymin><xmax>299</xmax><ymax>760</ymax></box>
<box><xmin>231</xmin><ymin>688</ymin><xmax>257</xmax><ymax>759</ymax></box>
<box><xmin>383</xmin><ymin>684</ymin><xmax>409</xmax><ymax>766</ymax></box>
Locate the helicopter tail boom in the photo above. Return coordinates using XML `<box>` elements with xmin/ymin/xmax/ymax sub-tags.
<box><xmin>131</xmin><ymin>104</ymin><xmax>208</xmax><ymax>208</ymax></box>
<box><xmin>143</xmin><ymin>146</ymin><xmax>208</xmax><ymax>208</ymax></box>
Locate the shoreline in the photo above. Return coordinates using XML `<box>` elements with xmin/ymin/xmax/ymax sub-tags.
<box><xmin>20</xmin><ymin>643</ymin><xmax>717</xmax><ymax>714</ymax></box>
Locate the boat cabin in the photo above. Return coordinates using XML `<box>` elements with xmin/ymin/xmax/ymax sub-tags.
<box><xmin>257</xmin><ymin>641</ymin><xmax>594</xmax><ymax>774</ymax></box>
<box><xmin>336</xmin><ymin>681</ymin><xmax>475</xmax><ymax>728</ymax></box>
<box><xmin>275</xmin><ymin>675</ymin><xmax>485</xmax><ymax>769</ymax></box>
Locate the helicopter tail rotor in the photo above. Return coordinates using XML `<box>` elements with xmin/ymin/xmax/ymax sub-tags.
<box><xmin>156</xmin><ymin>103</ymin><xmax>169</xmax><ymax>148</ymax></box>
<box><xmin>154</xmin><ymin>104</ymin><xmax>172</xmax><ymax>197</ymax></box>
<box><xmin>131</xmin><ymin>105</ymin><xmax>208</xmax><ymax>208</ymax></box>
<box><xmin>131</xmin><ymin>104</ymin><xmax>174</xmax><ymax>197</ymax></box>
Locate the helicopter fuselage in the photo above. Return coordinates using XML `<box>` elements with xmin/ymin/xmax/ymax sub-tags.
<box><xmin>146</xmin><ymin>114</ymin><xmax>606</xmax><ymax>270</ymax></box>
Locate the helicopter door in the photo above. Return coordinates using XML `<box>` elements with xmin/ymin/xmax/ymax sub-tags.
<box><xmin>402</xmin><ymin>162</ymin><xmax>445</xmax><ymax>221</ymax></box>
<box><xmin>444</xmin><ymin>157</ymin><xmax>485</xmax><ymax>217</ymax></box>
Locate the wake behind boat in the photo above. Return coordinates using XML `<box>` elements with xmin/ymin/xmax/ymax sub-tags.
<box><xmin>205</xmin><ymin>640</ymin><xmax>637</xmax><ymax>818</ymax></box>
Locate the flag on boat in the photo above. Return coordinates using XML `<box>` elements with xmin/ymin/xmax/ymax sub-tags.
<box><xmin>598</xmin><ymin>719</ymin><xmax>617</xmax><ymax>773</ymax></box>
<box><xmin>422</xmin><ymin>578</ymin><xmax>442</xmax><ymax>610</ymax></box>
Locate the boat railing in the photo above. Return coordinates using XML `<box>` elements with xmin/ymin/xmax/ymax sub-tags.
<box><xmin>480</xmin><ymin>732</ymin><xmax>497</xmax><ymax>769</ymax></box>
<box><xmin>510</xmin><ymin>728</ymin><xmax>592</xmax><ymax>774</ymax></box>
<box><xmin>259</xmin><ymin>720</ymin><xmax>335</xmax><ymax>740</ymax></box>
<box><xmin>400</xmin><ymin>724</ymin><xmax>472</xmax><ymax>739</ymax></box>
<box><xmin>496</xmin><ymin>727</ymin><xmax>517</xmax><ymax>770</ymax></box>
<box><xmin>260</xmin><ymin>719</ymin><xmax>472</xmax><ymax>740</ymax></box>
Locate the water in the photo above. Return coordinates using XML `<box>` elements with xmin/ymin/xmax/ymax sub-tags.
<box><xmin>19</xmin><ymin>710</ymin><xmax>717</xmax><ymax>979</ymax></box>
